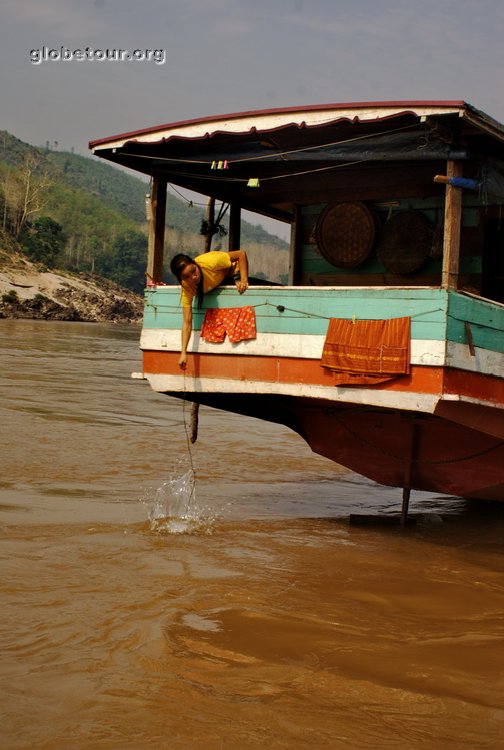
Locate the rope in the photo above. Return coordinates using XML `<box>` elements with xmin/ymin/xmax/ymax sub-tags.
<box><xmin>181</xmin><ymin>371</ymin><xmax>197</xmax><ymax>512</ymax></box>
<box><xmin>152</xmin><ymin>159</ymin><xmax>369</xmax><ymax>186</ymax></box>
<box><xmin>168</xmin><ymin>183</ymin><xmax>209</xmax><ymax>207</ymax></box>
<box><xmin>228</xmin><ymin>123</ymin><xmax>421</xmax><ymax>165</ymax></box>
<box><xmin>146</xmin><ymin>298</ymin><xmax>444</xmax><ymax>324</ymax></box>
<box><xmin>124</xmin><ymin>123</ymin><xmax>424</xmax><ymax>185</ymax></box>
<box><xmin>329</xmin><ymin>410</ymin><xmax>504</xmax><ymax>466</ymax></box>
<box><xmin>249</xmin><ymin>301</ymin><xmax>443</xmax><ymax>323</ymax></box>
<box><xmin>422</xmin><ymin>440</ymin><xmax>504</xmax><ymax>465</ymax></box>
<box><xmin>127</xmin><ymin>122</ymin><xmax>420</xmax><ymax>168</ymax></box>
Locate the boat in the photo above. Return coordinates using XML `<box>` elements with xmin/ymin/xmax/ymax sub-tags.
<box><xmin>89</xmin><ymin>101</ymin><xmax>504</xmax><ymax>511</ymax></box>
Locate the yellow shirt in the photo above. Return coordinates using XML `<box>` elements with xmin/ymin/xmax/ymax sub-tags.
<box><xmin>180</xmin><ymin>251</ymin><xmax>237</xmax><ymax>307</ymax></box>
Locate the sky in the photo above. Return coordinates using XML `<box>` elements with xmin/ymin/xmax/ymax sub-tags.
<box><xmin>1</xmin><ymin>0</ymin><xmax>504</xmax><ymax>238</ymax></box>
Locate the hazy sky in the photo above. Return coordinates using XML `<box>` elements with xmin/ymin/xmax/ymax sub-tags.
<box><xmin>1</xmin><ymin>0</ymin><xmax>503</xmax><ymax>236</ymax></box>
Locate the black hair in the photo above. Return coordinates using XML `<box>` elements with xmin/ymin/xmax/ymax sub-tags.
<box><xmin>170</xmin><ymin>253</ymin><xmax>205</xmax><ymax>308</ymax></box>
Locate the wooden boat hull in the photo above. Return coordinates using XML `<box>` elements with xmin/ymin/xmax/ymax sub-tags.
<box><xmin>142</xmin><ymin>385</ymin><xmax>504</xmax><ymax>502</ymax></box>
<box><xmin>138</xmin><ymin>285</ymin><xmax>504</xmax><ymax>502</ymax></box>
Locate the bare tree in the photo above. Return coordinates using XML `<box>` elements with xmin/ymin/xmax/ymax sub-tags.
<box><xmin>2</xmin><ymin>152</ymin><xmax>53</xmax><ymax>238</ymax></box>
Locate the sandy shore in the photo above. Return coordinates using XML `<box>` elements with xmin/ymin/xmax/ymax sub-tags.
<box><xmin>0</xmin><ymin>253</ymin><xmax>143</xmax><ymax>323</ymax></box>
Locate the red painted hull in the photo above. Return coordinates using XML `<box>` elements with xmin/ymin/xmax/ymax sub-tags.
<box><xmin>293</xmin><ymin>401</ymin><xmax>504</xmax><ymax>501</ymax></box>
<box><xmin>143</xmin><ymin>351</ymin><xmax>504</xmax><ymax>502</ymax></box>
<box><xmin>181</xmin><ymin>392</ymin><xmax>504</xmax><ymax>501</ymax></box>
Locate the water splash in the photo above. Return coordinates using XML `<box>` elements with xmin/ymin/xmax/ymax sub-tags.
<box><xmin>142</xmin><ymin>467</ymin><xmax>216</xmax><ymax>535</ymax></box>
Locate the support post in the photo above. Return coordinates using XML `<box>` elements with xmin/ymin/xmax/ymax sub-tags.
<box><xmin>401</xmin><ymin>488</ymin><xmax>411</xmax><ymax>527</ymax></box>
<box><xmin>147</xmin><ymin>174</ymin><xmax>167</xmax><ymax>283</ymax></box>
<box><xmin>401</xmin><ymin>421</ymin><xmax>419</xmax><ymax>527</ymax></box>
<box><xmin>289</xmin><ymin>206</ymin><xmax>300</xmax><ymax>285</ymax></box>
<box><xmin>349</xmin><ymin>421</ymin><xmax>419</xmax><ymax>527</ymax></box>
<box><xmin>204</xmin><ymin>197</ymin><xmax>215</xmax><ymax>253</ymax></box>
<box><xmin>441</xmin><ymin>160</ymin><xmax>463</xmax><ymax>290</ymax></box>
<box><xmin>229</xmin><ymin>201</ymin><xmax>241</xmax><ymax>250</ymax></box>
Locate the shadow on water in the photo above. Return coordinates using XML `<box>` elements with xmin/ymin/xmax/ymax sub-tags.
<box><xmin>137</xmin><ymin>455</ymin><xmax>504</xmax><ymax>566</ymax></box>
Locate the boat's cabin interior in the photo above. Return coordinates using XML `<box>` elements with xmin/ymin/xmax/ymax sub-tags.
<box><xmin>293</xmin><ymin>194</ymin><xmax>504</xmax><ymax>303</ymax></box>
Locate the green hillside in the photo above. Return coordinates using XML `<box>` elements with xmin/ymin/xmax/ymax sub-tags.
<box><xmin>0</xmin><ymin>130</ymin><xmax>289</xmax><ymax>293</ymax></box>
<box><xmin>46</xmin><ymin>148</ymin><xmax>288</xmax><ymax>248</ymax></box>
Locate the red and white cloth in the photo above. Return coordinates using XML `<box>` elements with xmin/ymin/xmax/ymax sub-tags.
<box><xmin>201</xmin><ymin>306</ymin><xmax>257</xmax><ymax>343</ymax></box>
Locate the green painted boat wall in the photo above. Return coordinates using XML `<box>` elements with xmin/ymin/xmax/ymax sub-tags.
<box><xmin>299</xmin><ymin>202</ymin><xmax>443</xmax><ymax>281</ymax></box>
<box><xmin>144</xmin><ymin>286</ymin><xmax>504</xmax><ymax>355</ymax></box>
<box><xmin>297</xmin><ymin>198</ymin><xmax>498</xmax><ymax>286</ymax></box>
<box><xmin>448</xmin><ymin>291</ymin><xmax>504</xmax><ymax>354</ymax></box>
<box><xmin>143</xmin><ymin>286</ymin><xmax>449</xmax><ymax>341</ymax></box>
<box><xmin>300</xmin><ymin>252</ymin><xmax>480</xmax><ymax>278</ymax></box>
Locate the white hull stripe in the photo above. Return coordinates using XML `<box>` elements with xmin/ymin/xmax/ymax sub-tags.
<box><xmin>144</xmin><ymin>373</ymin><xmax>440</xmax><ymax>413</ymax></box>
<box><xmin>141</xmin><ymin>329</ymin><xmax>447</xmax><ymax>366</ymax></box>
<box><xmin>446</xmin><ymin>342</ymin><xmax>504</xmax><ymax>378</ymax></box>
<box><xmin>141</xmin><ymin>329</ymin><xmax>504</xmax><ymax>377</ymax></box>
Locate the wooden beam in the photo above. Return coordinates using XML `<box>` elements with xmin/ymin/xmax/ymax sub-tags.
<box><xmin>204</xmin><ymin>197</ymin><xmax>215</xmax><ymax>253</ymax></box>
<box><xmin>441</xmin><ymin>160</ymin><xmax>463</xmax><ymax>290</ymax></box>
<box><xmin>401</xmin><ymin>420</ymin><xmax>419</xmax><ymax>527</ymax></box>
<box><xmin>147</xmin><ymin>174</ymin><xmax>167</xmax><ymax>283</ymax></box>
<box><xmin>228</xmin><ymin>201</ymin><xmax>241</xmax><ymax>250</ymax></box>
<box><xmin>464</xmin><ymin>321</ymin><xmax>476</xmax><ymax>356</ymax></box>
<box><xmin>289</xmin><ymin>206</ymin><xmax>301</xmax><ymax>285</ymax></box>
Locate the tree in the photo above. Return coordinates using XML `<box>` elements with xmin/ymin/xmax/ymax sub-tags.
<box><xmin>21</xmin><ymin>216</ymin><xmax>65</xmax><ymax>267</ymax></box>
<box><xmin>2</xmin><ymin>152</ymin><xmax>53</xmax><ymax>238</ymax></box>
<box><xmin>95</xmin><ymin>230</ymin><xmax>148</xmax><ymax>293</ymax></box>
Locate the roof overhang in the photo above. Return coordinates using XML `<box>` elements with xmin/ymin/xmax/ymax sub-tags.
<box><xmin>89</xmin><ymin>101</ymin><xmax>504</xmax><ymax>222</ymax></box>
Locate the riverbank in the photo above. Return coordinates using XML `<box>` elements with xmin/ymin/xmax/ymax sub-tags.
<box><xmin>0</xmin><ymin>250</ymin><xmax>143</xmax><ymax>323</ymax></box>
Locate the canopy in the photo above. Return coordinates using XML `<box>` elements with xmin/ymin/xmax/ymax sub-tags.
<box><xmin>90</xmin><ymin>101</ymin><xmax>504</xmax><ymax>222</ymax></box>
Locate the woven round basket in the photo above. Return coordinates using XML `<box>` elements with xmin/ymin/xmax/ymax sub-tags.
<box><xmin>376</xmin><ymin>210</ymin><xmax>433</xmax><ymax>274</ymax></box>
<box><xmin>315</xmin><ymin>201</ymin><xmax>375</xmax><ymax>268</ymax></box>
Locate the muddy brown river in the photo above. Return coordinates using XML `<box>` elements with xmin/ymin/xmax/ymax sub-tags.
<box><xmin>1</xmin><ymin>319</ymin><xmax>503</xmax><ymax>749</ymax></box>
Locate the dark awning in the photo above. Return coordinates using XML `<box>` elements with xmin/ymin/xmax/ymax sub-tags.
<box><xmin>90</xmin><ymin>101</ymin><xmax>504</xmax><ymax>221</ymax></box>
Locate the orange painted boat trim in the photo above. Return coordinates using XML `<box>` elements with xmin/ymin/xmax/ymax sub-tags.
<box><xmin>143</xmin><ymin>351</ymin><xmax>504</xmax><ymax>404</ymax></box>
<box><xmin>143</xmin><ymin>350</ymin><xmax>444</xmax><ymax>395</ymax></box>
<box><xmin>444</xmin><ymin>368</ymin><xmax>504</xmax><ymax>407</ymax></box>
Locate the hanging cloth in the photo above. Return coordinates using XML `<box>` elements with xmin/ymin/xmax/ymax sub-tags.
<box><xmin>201</xmin><ymin>306</ymin><xmax>257</xmax><ymax>343</ymax></box>
<box><xmin>320</xmin><ymin>317</ymin><xmax>411</xmax><ymax>386</ymax></box>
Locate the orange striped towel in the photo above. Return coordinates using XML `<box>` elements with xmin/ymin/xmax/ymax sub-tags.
<box><xmin>201</xmin><ymin>306</ymin><xmax>256</xmax><ymax>343</ymax></box>
<box><xmin>321</xmin><ymin>317</ymin><xmax>411</xmax><ymax>385</ymax></box>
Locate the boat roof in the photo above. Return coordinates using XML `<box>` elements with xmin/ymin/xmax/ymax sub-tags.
<box><xmin>89</xmin><ymin>101</ymin><xmax>504</xmax><ymax>222</ymax></box>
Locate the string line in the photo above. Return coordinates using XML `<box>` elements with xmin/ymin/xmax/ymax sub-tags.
<box><xmin>181</xmin><ymin>371</ymin><xmax>197</xmax><ymax>512</ymax></box>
